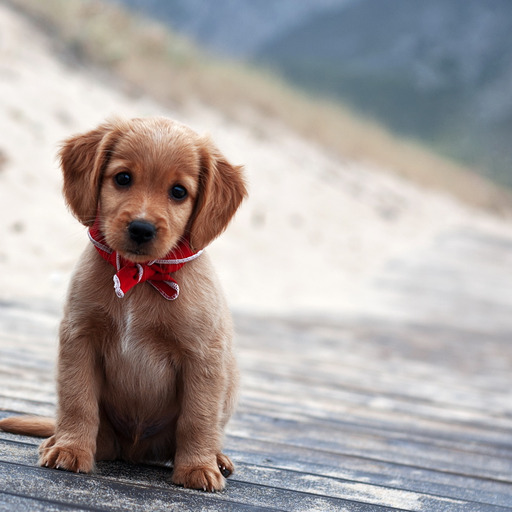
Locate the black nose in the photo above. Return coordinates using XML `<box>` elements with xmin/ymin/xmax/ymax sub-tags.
<box><xmin>128</xmin><ymin>220</ymin><xmax>157</xmax><ymax>245</ymax></box>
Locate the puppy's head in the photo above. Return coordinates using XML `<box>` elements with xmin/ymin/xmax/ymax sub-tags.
<box><xmin>60</xmin><ymin>117</ymin><xmax>246</xmax><ymax>262</ymax></box>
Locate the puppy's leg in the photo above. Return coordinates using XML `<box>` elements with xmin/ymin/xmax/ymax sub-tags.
<box><xmin>216</xmin><ymin>352</ymin><xmax>238</xmax><ymax>478</ymax></box>
<box><xmin>39</xmin><ymin>319</ymin><xmax>101</xmax><ymax>473</ymax></box>
<box><xmin>172</xmin><ymin>356</ymin><xmax>230</xmax><ymax>492</ymax></box>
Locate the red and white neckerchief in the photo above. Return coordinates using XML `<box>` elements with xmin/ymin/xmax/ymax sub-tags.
<box><xmin>88</xmin><ymin>220</ymin><xmax>203</xmax><ymax>300</ymax></box>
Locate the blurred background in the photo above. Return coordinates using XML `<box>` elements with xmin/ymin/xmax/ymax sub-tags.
<box><xmin>111</xmin><ymin>0</ymin><xmax>512</xmax><ymax>190</ymax></box>
<box><xmin>1</xmin><ymin>0</ymin><xmax>512</xmax><ymax>326</ymax></box>
<box><xmin>1</xmin><ymin>3</ymin><xmax>511</xmax><ymax>507</ymax></box>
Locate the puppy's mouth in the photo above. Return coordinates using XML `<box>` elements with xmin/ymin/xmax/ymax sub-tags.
<box><xmin>119</xmin><ymin>238</ymin><xmax>175</xmax><ymax>263</ymax></box>
<box><xmin>125</xmin><ymin>245</ymin><xmax>150</xmax><ymax>256</ymax></box>
<box><xmin>120</xmin><ymin>244</ymin><xmax>160</xmax><ymax>263</ymax></box>
<box><xmin>125</xmin><ymin>248</ymin><xmax>151</xmax><ymax>259</ymax></box>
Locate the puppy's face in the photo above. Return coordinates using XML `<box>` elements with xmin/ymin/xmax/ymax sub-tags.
<box><xmin>60</xmin><ymin>117</ymin><xmax>247</xmax><ymax>260</ymax></box>
<box><xmin>99</xmin><ymin>122</ymin><xmax>200</xmax><ymax>262</ymax></box>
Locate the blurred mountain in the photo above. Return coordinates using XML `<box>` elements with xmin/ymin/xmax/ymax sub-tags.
<box><xmin>109</xmin><ymin>0</ymin><xmax>512</xmax><ymax>188</ymax></box>
<box><xmin>109</xmin><ymin>0</ymin><xmax>350</xmax><ymax>57</ymax></box>
<box><xmin>255</xmin><ymin>0</ymin><xmax>512</xmax><ymax>187</ymax></box>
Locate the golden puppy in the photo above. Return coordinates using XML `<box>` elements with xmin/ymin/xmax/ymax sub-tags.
<box><xmin>0</xmin><ymin>117</ymin><xmax>247</xmax><ymax>492</ymax></box>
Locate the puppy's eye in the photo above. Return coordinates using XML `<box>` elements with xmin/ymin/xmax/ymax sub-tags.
<box><xmin>170</xmin><ymin>184</ymin><xmax>188</xmax><ymax>201</ymax></box>
<box><xmin>114</xmin><ymin>172</ymin><xmax>132</xmax><ymax>187</ymax></box>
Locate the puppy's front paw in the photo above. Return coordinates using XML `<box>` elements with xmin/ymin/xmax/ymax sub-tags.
<box><xmin>39</xmin><ymin>436</ymin><xmax>95</xmax><ymax>473</ymax></box>
<box><xmin>172</xmin><ymin>462</ymin><xmax>226</xmax><ymax>492</ymax></box>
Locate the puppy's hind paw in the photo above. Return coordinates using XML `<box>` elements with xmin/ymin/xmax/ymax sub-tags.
<box><xmin>217</xmin><ymin>452</ymin><xmax>234</xmax><ymax>478</ymax></box>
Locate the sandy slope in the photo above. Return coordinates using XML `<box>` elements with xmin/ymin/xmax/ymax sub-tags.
<box><xmin>0</xmin><ymin>2</ymin><xmax>510</xmax><ymax>317</ymax></box>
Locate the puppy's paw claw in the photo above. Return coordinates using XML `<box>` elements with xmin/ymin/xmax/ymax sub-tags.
<box><xmin>38</xmin><ymin>437</ymin><xmax>94</xmax><ymax>474</ymax></box>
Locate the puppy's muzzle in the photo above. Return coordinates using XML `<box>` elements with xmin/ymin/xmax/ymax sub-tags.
<box><xmin>128</xmin><ymin>220</ymin><xmax>157</xmax><ymax>245</ymax></box>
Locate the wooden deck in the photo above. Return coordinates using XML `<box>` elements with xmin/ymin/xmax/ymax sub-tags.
<box><xmin>1</xmin><ymin>226</ymin><xmax>512</xmax><ymax>510</ymax></box>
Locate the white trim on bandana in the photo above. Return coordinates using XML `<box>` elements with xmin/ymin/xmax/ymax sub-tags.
<box><xmin>113</xmin><ymin>275</ymin><xmax>125</xmax><ymax>298</ymax></box>
<box><xmin>136</xmin><ymin>264</ymin><xmax>144</xmax><ymax>283</ymax></box>
<box><xmin>154</xmin><ymin>249</ymin><xmax>204</xmax><ymax>266</ymax></box>
<box><xmin>88</xmin><ymin>231</ymin><xmax>112</xmax><ymax>254</ymax></box>
<box><xmin>148</xmin><ymin>280</ymin><xmax>180</xmax><ymax>300</ymax></box>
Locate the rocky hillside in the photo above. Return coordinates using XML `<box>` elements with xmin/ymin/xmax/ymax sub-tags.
<box><xmin>107</xmin><ymin>0</ymin><xmax>349</xmax><ymax>57</ymax></box>
<box><xmin>256</xmin><ymin>0</ymin><xmax>512</xmax><ymax>186</ymax></box>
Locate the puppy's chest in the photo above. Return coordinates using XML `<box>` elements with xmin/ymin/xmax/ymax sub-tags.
<box><xmin>105</xmin><ymin>307</ymin><xmax>180</xmax><ymax>396</ymax></box>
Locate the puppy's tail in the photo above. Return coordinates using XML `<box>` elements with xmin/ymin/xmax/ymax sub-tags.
<box><xmin>0</xmin><ymin>416</ymin><xmax>55</xmax><ymax>437</ymax></box>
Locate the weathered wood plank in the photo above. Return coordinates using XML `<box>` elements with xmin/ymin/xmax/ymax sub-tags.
<box><xmin>6</xmin><ymin>390</ymin><xmax>512</xmax><ymax>487</ymax></box>
<box><xmin>0</xmin><ymin>398</ymin><xmax>55</xmax><ymax>417</ymax></box>
<box><xmin>0</xmin><ymin>456</ymin><xmax>411</xmax><ymax>512</ymax></box>
<box><xmin>228</xmin><ymin>412</ymin><xmax>512</xmax><ymax>483</ymax></box>
<box><xmin>0</xmin><ymin>442</ymin><xmax>508</xmax><ymax>512</ymax></box>
<box><xmin>370</xmin><ymin>228</ymin><xmax>512</xmax><ymax>332</ymax></box>
<box><xmin>3</xmin><ymin>439</ymin><xmax>510</xmax><ymax>512</ymax></box>
<box><xmin>3</xmin><ymin>431</ymin><xmax>512</xmax><ymax>509</ymax></box>
<box><xmin>2</xmin><ymin>299</ymin><xmax>512</xmax><ymax>510</ymax></box>
<box><xmin>0</xmin><ymin>461</ymin><xmax>283</xmax><ymax>512</ymax></box>
<box><xmin>226</xmin><ymin>440</ymin><xmax>512</xmax><ymax>509</ymax></box>
<box><xmin>239</xmin><ymin>376</ymin><xmax>512</xmax><ymax>443</ymax></box>
<box><xmin>0</xmin><ymin>492</ymin><xmax>89</xmax><ymax>512</ymax></box>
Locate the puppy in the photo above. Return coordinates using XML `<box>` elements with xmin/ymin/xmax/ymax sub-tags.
<box><xmin>0</xmin><ymin>117</ymin><xmax>247</xmax><ymax>492</ymax></box>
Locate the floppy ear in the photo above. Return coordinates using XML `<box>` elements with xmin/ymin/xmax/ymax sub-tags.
<box><xmin>59</xmin><ymin>122</ymin><xmax>123</xmax><ymax>226</ymax></box>
<box><xmin>188</xmin><ymin>139</ymin><xmax>247</xmax><ymax>250</ymax></box>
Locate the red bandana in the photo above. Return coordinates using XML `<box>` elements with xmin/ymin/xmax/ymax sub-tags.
<box><xmin>88</xmin><ymin>220</ymin><xmax>202</xmax><ymax>300</ymax></box>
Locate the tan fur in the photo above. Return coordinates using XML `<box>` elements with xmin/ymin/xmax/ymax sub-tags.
<box><xmin>0</xmin><ymin>416</ymin><xmax>55</xmax><ymax>438</ymax></box>
<box><xmin>0</xmin><ymin>117</ymin><xmax>246</xmax><ymax>491</ymax></box>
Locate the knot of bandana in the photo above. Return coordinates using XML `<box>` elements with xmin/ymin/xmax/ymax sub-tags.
<box><xmin>88</xmin><ymin>221</ymin><xmax>202</xmax><ymax>300</ymax></box>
